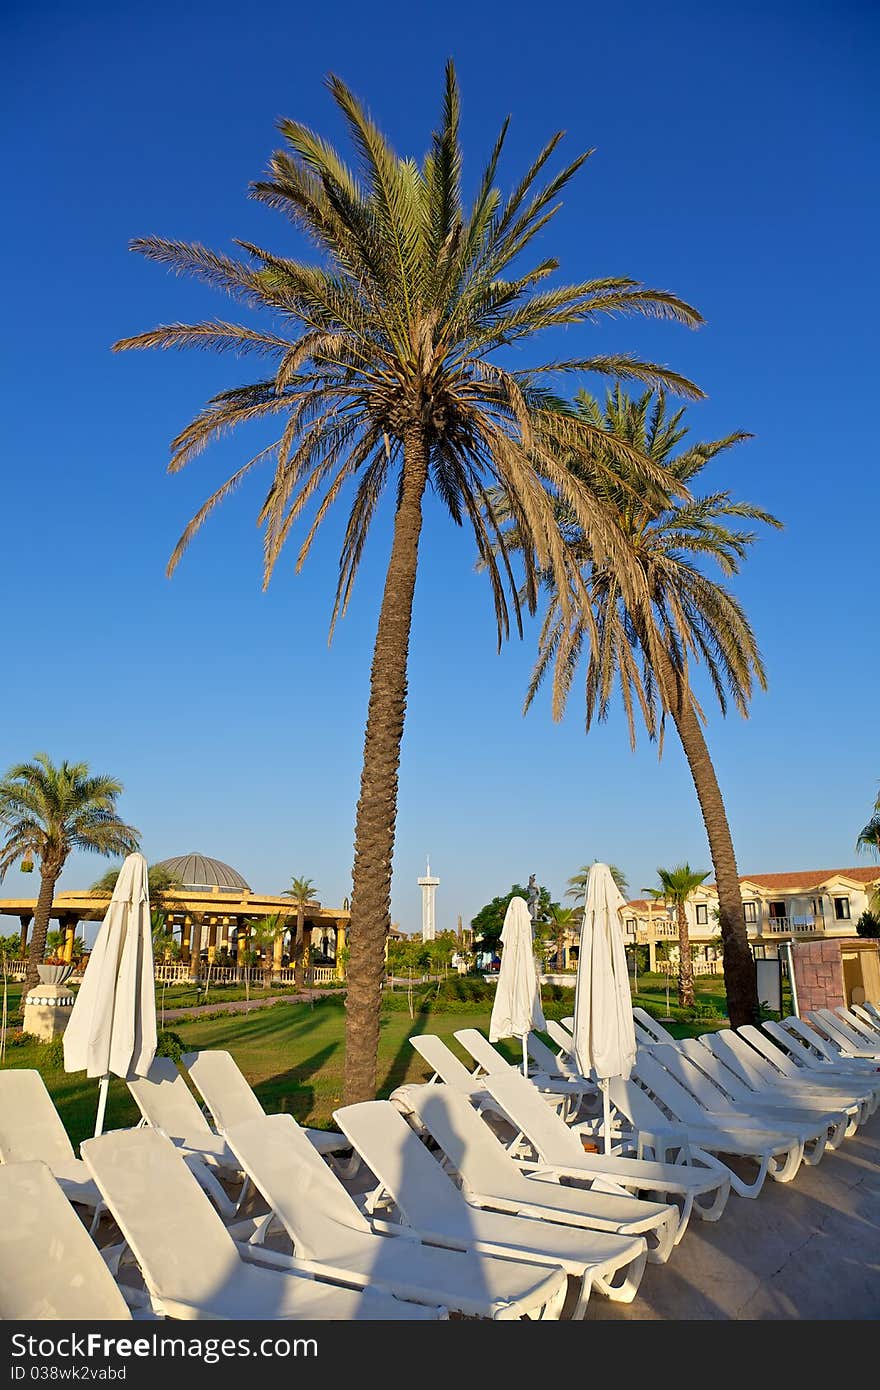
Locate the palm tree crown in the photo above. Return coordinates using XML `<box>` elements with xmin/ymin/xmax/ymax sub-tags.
<box><xmin>113</xmin><ymin>66</ymin><xmax>705</xmax><ymax>1103</ymax></box>
<box><xmin>0</xmin><ymin>753</ymin><xmax>139</xmax><ymax>992</ymax></box>
<box><xmin>650</xmin><ymin>863</ymin><xmax>709</xmax><ymax>908</ymax></box>
<box><xmin>566</xmin><ymin>862</ymin><xmax>629</xmax><ymax>902</ymax></box>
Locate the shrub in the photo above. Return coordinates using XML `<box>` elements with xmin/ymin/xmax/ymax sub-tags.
<box><xmin>155</xmin><ymin>1029</ymin><xmax>186</xmax><ymax>1064</ymax></box>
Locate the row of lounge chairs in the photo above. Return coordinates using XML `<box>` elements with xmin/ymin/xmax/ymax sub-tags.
<box><xmin>1</xmin><ymin>999</ymin><xmax>877</xmax><ymax>1321</ymax></box>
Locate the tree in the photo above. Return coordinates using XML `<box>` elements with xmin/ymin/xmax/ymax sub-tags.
<box><xmin>114</xmin><ymin>69</ymin><xmax>702</xmax><ymax>1102</ymax></box>
<box><xmin>0</xmin><ymin>754</ymin><xmax>140</xmax><ymax>993</ymax></box>
<box><xmin>547</xmin><ymin>903</ymin><xmax>576</xmax><ymax>969</ymax></box>
<box><xmin>856</xmin><ymin>910</ymin><xmax>880</xmax><ymax>939</ymax></box>
<box><xmin>91</xmin><ymin>862</ymin><xmax>182</xmax><ymax>952</ymax></box>
<box><xmin>566</xmin><ymin>863</ymin><xmax>629</xmax><ymax>902</ymax></box>
<box><xmin>856</xmin><ymin>786</ymin><xmax>880</xmax><ymax>860</ymax></box>
<box><xmin>250</xmin><ymin>914</ymin><xmax>287</xmax><ymax>988</ymax></box>
<box><xmin>509</xmin><ymin>387</ymin><xmax>781</xmax><ymax>1027</ymax></box>
<box><xmin>471</xmin><ymin>884</ymin><xmax>553</xmax><ymax>958</ymax></box>
<box><xmin>282</xmin><ymin>876</ymin><xmax>317</xmax><ymax>990</ymax></box>
<box><xmin>649</xmin><ymin>864</ymin><xmax>709</xmax><ymax>1008</ymax></box>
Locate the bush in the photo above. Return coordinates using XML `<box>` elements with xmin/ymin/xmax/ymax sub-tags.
<box><xmin>856</xmin><ymin>910</ymin><xmax>880</xmax><ymax>939</ymax></box>
<box><xmin>155</xmin><ymin>1029</ymin><xmax>186</xmax><ymax>1064</ymax></box>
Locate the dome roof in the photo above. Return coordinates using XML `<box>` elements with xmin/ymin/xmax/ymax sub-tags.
<box><xmin>155</xmin><ymin>852</ymin><xmax>251</xmax><ymax>893</ymax></box>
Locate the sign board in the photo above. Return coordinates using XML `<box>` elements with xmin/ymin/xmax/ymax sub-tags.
<box><xmin>756</xmin><ymin>956</ymin><xmax>782</xmax><ymax>1015</ymax></box>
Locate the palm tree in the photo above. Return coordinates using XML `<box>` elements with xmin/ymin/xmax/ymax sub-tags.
<box><xmin>649</xmin><ymin>864</ymin><xmax>709</xmax><ymax>1008</ymax></box>
<box><xmin>113</xmin><ymin>68</ymin><xmax>703</xmax><ymax>1103</ymax></box>
<box><xmin>566</xmin><ymin>863</ymin><xmax>629</xmax><ymax>903</ymax></box>
<box><xmin>282</xmin><ymin>875</ymin><xmax>317</xmax><ymax>989</ymax></box>
<box><xmin>0</xmin><ymin>754</ymin><xmax>140</xmax><ymax>993</ymax></box>
<box><xmin>547</xmin><ymin>903</ymin><xmax>576</xmax><ymax>970</ymax></box>
<box><xmin>92</xmin><ymin>862</ymin><xmax>182</xmax><ymax>956</ymax></box>
<box><xmin>250</xmin><ymin>915</ymin><xmax>287</xmax><ymax>988</ymax></box>
<box><xmin>508</xmin><ymin>387</ymin><xmax>781</xmax><ymax>1028</ymax></box>
<box><xmin>856</xmin><ymin>787</ymin><xmax>880</xmax><ymax>859</ymax></box>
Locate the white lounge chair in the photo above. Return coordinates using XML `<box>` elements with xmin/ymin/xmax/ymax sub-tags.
<box><xmin>393</xmin><ymin>1081</ymin><xmax>682</xmax><ymax>1261</ymax></box>
<box><xmin>847</xmin><ymin>1004</ymin><xmax>880</xmax><ymax>1040</ymax></box>
<box><xmin>0</xmin><ymin>1161</ymin><xmax>132</xmax><ymax>1320</ymax></box>
<box><xmin>809</xmin><ymin>1009</ymin><xmax>880</xmax><ymax>1059</ymax></box>
<box><xmin>223</xmin><ymin>1112</ymin><xmax>569</xmax><ymax>1319</ymax></box>
<box><xmin>453</xmin><ymin>1028</ymin><xmax>594</xmax><ymax>1112</ymax></box>
<box><xmin>81</xmin><ymin>1126</ymin><xmax>445</xmax><ymax>1321</ymax></box>
<box><xmin>653</xmin><ymin>1041</ymin><xmax>846</xmax><ymax>1159</ymax></box>
<box><xmin>766</xmin><ymin>1019</ymin><xmax>880</xmax><ymax>1078</ymax></box>
<box><xmin>728</xmin><ymin>1026</ymin><xmax>878</xmax><ymax>1115</ymax></box>
<box><xmin>0</xmin><ymin>1070</ymin><xmax>102</xmax><ymax>1229</ymax></box>
<box><xmin>127</xmin><ymin>1056</ymin><xmax>243</xmax><ymax>1178</ymax></box>
<box><xmin>334</xmin><ymin>1099</ymin><xmax>649</xmax><ymax>1311</ymax></box>
<box><xmin>475</xmin><ymin>1067</ymin><xmax>731</xmax><ymax>1232</ymax></box>
<box><xmin>182</xmin><ymin>1049</ymin><xmax>352</xmax><ymax>1162</ymax></box>
<box><xmin>632</xmin><ymin>1008</ymin><xmax>678</xmax><ymax>1045</ymax></box>
<box><xmin>612</xmin><ymin>1052</ymin><xmax>804</xmax><ymax>1196</ymax></box>
<box><xmin>526</xmin><ymin>1030</ymin><xmax>584</xmax><ymax>1082</ymax></box>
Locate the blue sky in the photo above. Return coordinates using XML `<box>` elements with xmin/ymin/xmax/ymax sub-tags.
<box><xmin>2</xmin><ymin>0</ymin><xmax>878</xmax><ymax>936</ymax></box>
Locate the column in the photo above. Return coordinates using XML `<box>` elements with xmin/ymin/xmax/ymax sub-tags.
<box><xmin>19</xmin><ymin>915</ymin><xmax>32</xmax><ymax>958</ymax></box>
<box><xmin>181</xmin><ymin>917</ymin><xmax>192</xmax><ymax>962</ymax></box>
<box><xmin>60</xmin><ymin>914</ymin><xmax>77</xmax><ymax>964</ymax></box>
<box><xmin>273</xmin><ymin>925</ymin><xmax>286</xmax><ymax>973</ymax></box>
<box><xmin>188</xmin><ymin>915</ymin><xmax>203</xmax><ymax>981</ymax></box>
<box><xmin>335</xmin><ymin>922</ymin><xmax>347</xmax><ymax>980</ymax></box>
<box><xmin>207</xmin><ymin>918</ymin><xmax>218</xmax><ymax>965</ymax></box>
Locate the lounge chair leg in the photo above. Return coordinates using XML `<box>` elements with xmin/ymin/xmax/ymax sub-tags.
<box><xmin>568</xmin><ymin>1275</ymin><xmax>593</xmax><ymax>1320</ymax></box>
<box><xmin>593</xmin><ymin>1248</ymin><xmax>647</xmax><ymax>1303</ymax></box>
<box><xmin>693</xmin><ymin>1183</ymin><xmax>729</xmax><ymax>1223</ymax></box>
<box><xmin>725</xmin><ymin>1155</ymin><xmax>770</xmax><ymax>1199</ymax></box>
<box><xmin>768</xmin><ymin>1143</ymin><xmax>804</xmax><ymax>1183</ymax></box>
<box><xmin>800</xmin><ymin>1132</ymin><xmax>828</xmax><ymax>1167</ymax></box>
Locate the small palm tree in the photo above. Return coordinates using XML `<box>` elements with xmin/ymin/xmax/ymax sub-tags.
<box><xmin>856</xmin><ymin>786</ymin><xmax>880</xmax><ymax>859</ymax></box>
<box><xmin>282</xmin><ymin>876</ymin><xmax>317</xmax><ymax>990</ymax></box>
<box><xmin>566</xmin><ymin>863</ymin><xmax>629</xmax><ymax>903</ymax></box>
<box><xmin>114</xmin><ymin>68</ymin><xmax>702</xmax><ymax>1103</ymax></box>
<box><xmin>649</xmin><ymin>864</ymin><xmax>709</xmax><ymax>1008</ymax></box>
<box><xmin>507</xmin><ymin>387</ymin><xmax>781</xmax><ymax>1027</ymax></box>
<box><xmin>250</xmin><ymin>915</ymin><xmax>287</xmax><ymax>988</ymax></box>
<box><xmin>547</xmin><ymin>903</ymin><xmax>576</xmax><ymax>970</ymax></box>
<box><xmin>92</xmin><ymin>862</ymin><xmax>182</xmax><ymax>956</ymax></box>
<box><xmin>0</xmin><ymin>754</ymin><xmax>140</xmax><ymax>993</ymax></box>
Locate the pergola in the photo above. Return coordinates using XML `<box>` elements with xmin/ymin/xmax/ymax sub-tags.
<box><xmin>0</xmin><ymin>887</ymin><xmax>350</xmax><ymax>977</ymax></box>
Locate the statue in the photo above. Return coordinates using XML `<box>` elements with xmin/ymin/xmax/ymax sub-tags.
<box><xmin>526</xmin><ymin>874</ymin><xmax>540</xmax><ymax>923</ymax></box>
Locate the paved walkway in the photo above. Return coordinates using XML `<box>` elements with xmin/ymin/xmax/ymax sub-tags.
<box><xmin>160</xmin><ymin>988</ymin><xmax>342</xmax><ymax>1022</ymax></box>
<box><xmin>587</xmin><ymin>1103</ymin><xmax>880</xmax><ymax>1319</ymax></box>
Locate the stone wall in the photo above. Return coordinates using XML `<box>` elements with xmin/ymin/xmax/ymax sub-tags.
<box><xmin>790</xmin><ymin>938</ymin><xmax>846</xmax><ymax>1014</ymax></box>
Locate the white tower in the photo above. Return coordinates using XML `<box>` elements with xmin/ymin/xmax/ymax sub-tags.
<box><xmin>417</xmin><ymin>857</ymin><xmax>440</xmax><ymax>941</ymax></box>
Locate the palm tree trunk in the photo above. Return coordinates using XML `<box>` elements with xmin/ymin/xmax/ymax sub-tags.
<box><xmin>25</xmin><ymin>866</ymin><xmax>60</xmax><ymax>994</ymax></box>
<box><xmin>676</xmin><ymin>901</ymin><xmax>695</xmax><ymax>1008</ymax></box>
<box><xmin>671</xmin><ymin>695</ymin><xmax>758</xmax><ymax>1027</ymax></box>
<box><xmin>294</xmin><ymin>905</ymin><xmax>305</xmax><ymax>990</ymax></box>
<box><xmin>344</xmin><ymin>426</ymin><xmax>429</xmax><ymax>1105</ymax></box>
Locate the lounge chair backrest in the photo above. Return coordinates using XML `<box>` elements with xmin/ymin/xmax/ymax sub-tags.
<box><xmin>399</xmin><ymin>1083</ymin><xmax>527</xmax><ymax>1199</ymax></box>
<box><xmin>0</xmin><ymin>1161</ymin><xmax>131</xmax><ymax>1320</ymax></box>
<box><xmin>183</xmin><ymin>1050</ymin><xmax>265</xmax><ymax>1132</ymax></box>
<box><xmin>679</xmin><ymin>1038</ymin><xmax>754</xmax><ymax>1100</ymax></box>
<box><xmin>224</xmin><ymin>1114</ymin><xmax>370</xmax><ymax>1259</ymax></box>
<box><xmin>851</xmin><ymin>1004</ymin><xmax>880</xmax><ymax>1037</ymax></box>
<box><xmin>774</xmin><ymin>1018</ymin><xmax>841</xmax><ymax>1063</ymax></box>
<box><xmin>631</xmin><ymin>1050</ymin><xmax>709</xmax><ymax>1123</ymax></box>
<box><xmin>453</xmin><ymin>1028</ymin><xmax>513</xmax><ymax>1076</ymax></box>
<box><xmin>0</xmin><ymin>1070</ymin><xmax>76</xmax><ymax>1168</ymax></box>
<box><xmin>544</xmin><ymin>1020</ymin><xmax>575</xmax><ymax>1057</ymax></box>
<box><xmin>127</xmin><ymin>1056</ymin><xmax>214</xmax><ymax>1141</ymax></box>
<box><xmin>333</xmin><ymin>1100</ymin><xmax>473</xmax><ymax>1238</ymax></box>
<box><xmin>836</xmin><ymin>1006</ymin><xmax>879</xmax><ymax>1041</ymax></box>
<box><xmin>645</xmin><ymin>1044</ymin><xmax>736</xmax><ymax>1109</ymax></box>
<box><xmin>605</xmin><ymin>1074</ymin><xmax>671</xmax><ymax>1131</ymax></box>
<box><xmin>736</xmin><ymin>1025</ymin><xmax>804</xmax><ymax>1077</ymax></box>
<box><xmin>409</xmin><ymin>1035</ymin><xmax>480</xmax><ymax>1092</ymax></box>
<box><xmin>81</xmin><ymin>1127</ymin><xmax>241</xmax><ymax>1306</ymax></box>
<box><xmin>632</xmin><ymin>1008</ymin><xmax>676</xmax><ymax>1045</ymax></box>
<box><xmin>525</xmin><ymin>1033</ymin><xmax>567</xmax><ymax>1075</ymax></box>
<box><xmin>701</xmin><ymin>1029</ymin><xmax>789</xmax><ymax>1085</ymax></box>
<box><xmin>482</xmin><ymin>1070</ymin><xmax>586</xmax><ymax>1165</ymax></box>
<box><xmin>813</xmin><ymin>1010</ymin><xmax>880</xmax><ymax>1055</ymax></box>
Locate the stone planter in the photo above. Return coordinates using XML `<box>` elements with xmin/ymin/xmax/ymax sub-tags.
<box><xmin>36</xmin><ymin>963</ymin><xmax>74</xmax><ymax>986</ymax></box>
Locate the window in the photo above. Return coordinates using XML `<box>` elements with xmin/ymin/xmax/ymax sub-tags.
<box><xmin>833</xmin><ymin>897</ymin><xmax>851</xmax><ymax>921</ymax></box>
<box><xmin>695</xmin><ymin>904</ymin><xmax>708</xmax><ymax>925</ymax></box>
<box><xmin>625</xmin><ymin>918</ymin><xmax>637</xmax><ymax>936</ymax></box>
<box><xmin>768</xmin><ymin>900</ymin><xmax>787</xmax><ymax>920</ymax></box>
<box><xmin>810</xmin><ymin>897</ymin><xmax>824</xmax><ymax>918</ymax></box>
<box><xmin>743</xmin><ymin>901</ymin><xmax>758</xmax><ymax>923</ymax></box>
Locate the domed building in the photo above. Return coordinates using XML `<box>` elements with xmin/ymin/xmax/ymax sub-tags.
<box><xmin>154</xmin><ymin>852</ymin><xmax>251</xmax><ymax>894</ymax></box>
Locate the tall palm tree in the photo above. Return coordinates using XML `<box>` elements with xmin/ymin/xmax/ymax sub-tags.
<box><xmin>649</xmin><ymin>864</ymin><xmax>709</xmax><ymax>1007</ymax></box>
<box><xmin>0</xmin><ymin>754</ymin><xmax>140</xmax><ymax>993</ymax></box>
<box><xmin>856</xmin><ymin>786</ymin><xmax>880</xmax><ymax>859</ymax></box>
<box><xmin>282</xmin><ymin>875</ymin><xmax>317</xmax><ymax>989</ymax></box>
<box><xmin>566</xmin><ymin>863</ymin><xmax>629</xmax><ymax>903</ymax></box>
<box><xmin>112</xmin><ymin>68</ymin><xmax>703</xmax><ymax>1102</ymax></box>
<box><xmin>499</xmin><ymin>387</ymin><xmax>781</xmax><ymax>1028</ymax></box>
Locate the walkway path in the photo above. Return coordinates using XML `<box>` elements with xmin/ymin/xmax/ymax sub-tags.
<box><xmin>160</xmin><ymin>988</ymin><xmax>343</xmax><ymax>1022</ymax></box>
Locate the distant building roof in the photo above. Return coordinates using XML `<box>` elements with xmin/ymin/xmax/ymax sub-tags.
<box><xmin>154</xmin><ymin>852</ymin><xmax>251</xmax><ymax>892</ymax></box>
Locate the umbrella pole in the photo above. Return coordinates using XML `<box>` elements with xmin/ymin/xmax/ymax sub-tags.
<box><xmin>522</xmin><ymin>1034</ymin><xmax>529</xmax><ymax>1077</ymax></box>
<box><xmin>94</xmin><ymin>1076</ymin><xmax>110</xmax><ymax>1138</ymax></box>
<box><xmin>601</xmin><ymin>1079</ymin><xmax>612</xmax><ymax>1154</ymax></box>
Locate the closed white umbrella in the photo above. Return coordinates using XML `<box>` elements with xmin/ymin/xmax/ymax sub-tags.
<box><xmin>571</xmin><ymin>863</ymin><xmax>636</xmax><ymax>1152</ymax></box>
<box><xmin>63</xmin><ymin>852</ymin><xmax>157</xmax><ymax>1135</ymax></box>
<box><xmin>489</xmin><ymin>896</ymin><xmax>546</xmax><ymax>1075</ymax></box>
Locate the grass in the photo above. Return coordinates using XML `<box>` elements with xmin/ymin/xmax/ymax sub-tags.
<box><xmin>0</xmin><ymin>971</ymin><xmax>753</xmax><ymax>1150</ymax></box>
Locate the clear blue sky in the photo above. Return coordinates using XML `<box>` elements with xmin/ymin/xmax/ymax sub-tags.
<box><xmin>2</xmin><ymin>0</ymin><xmax>878</xmax><ymax>936</ymax></box>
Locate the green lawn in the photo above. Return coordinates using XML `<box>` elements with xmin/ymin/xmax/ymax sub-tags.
<box><xmin>0</xmin><ymin>971</ymin><xmax>749</xmax><ymax>1150</ymax></box>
